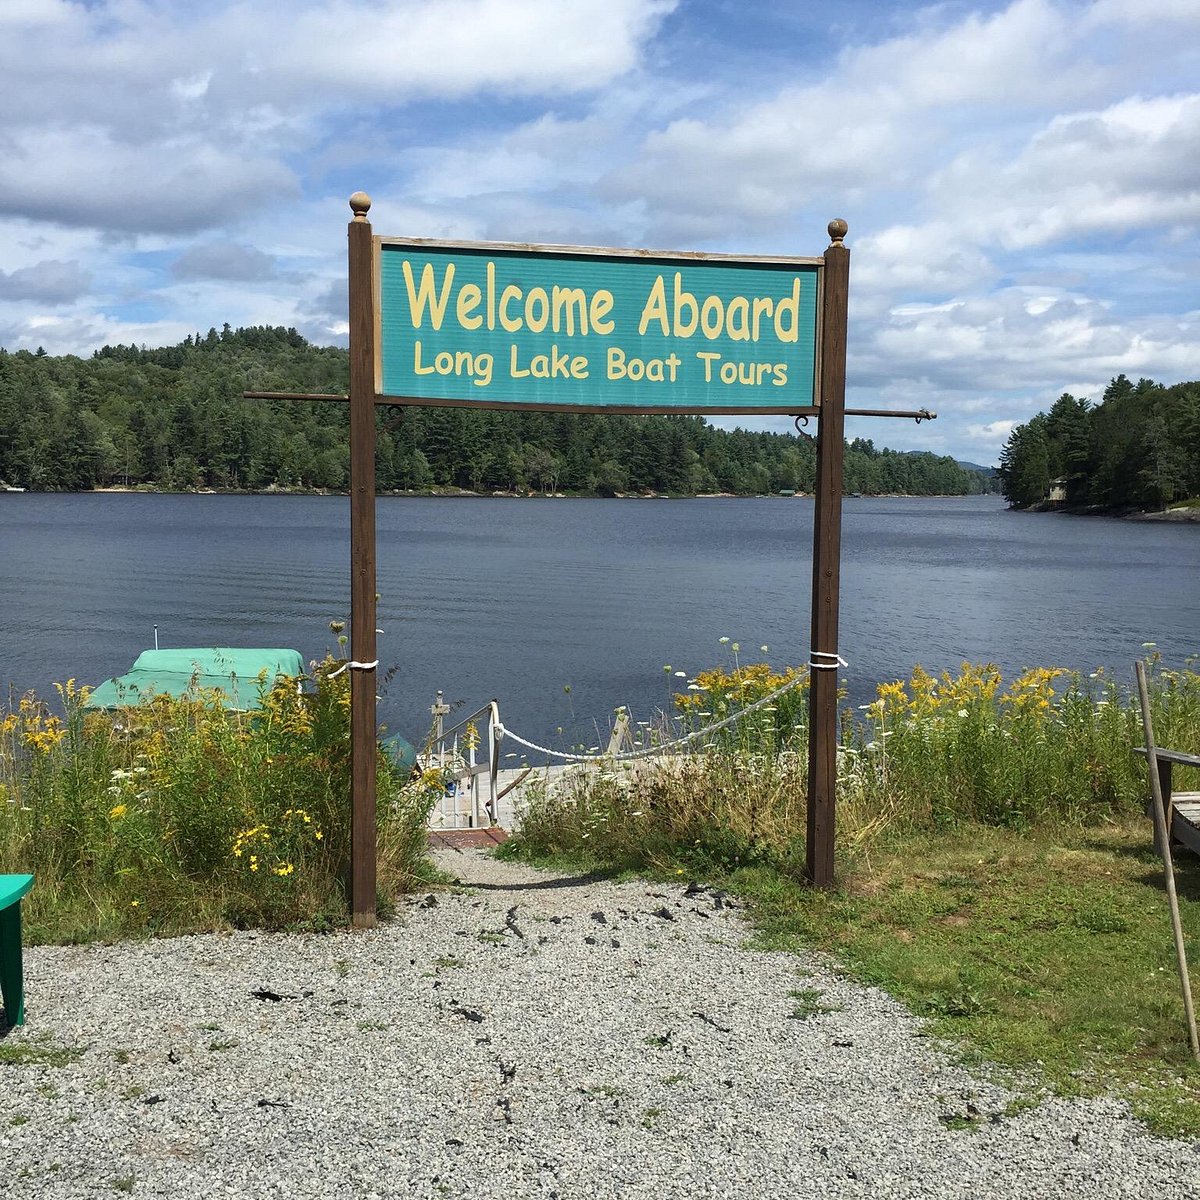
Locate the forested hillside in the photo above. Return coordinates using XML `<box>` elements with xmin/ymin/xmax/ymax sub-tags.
<box><xmin>0</xmin><ymin>326</ymin><xmax>992</xmax><ymax>497</ymax></box>
<box><xmin>997</xmin><ymin>376</ymin><xmax>1200</xmax><ymax>510</ymax></box>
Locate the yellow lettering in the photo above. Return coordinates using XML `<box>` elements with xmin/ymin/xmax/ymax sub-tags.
<box><xmin>552</xmin><ymin>286</ymin><xmax>588</xmax><ymax>336</ymax></box>
<box><xmin>673</xmin><ymin>273</ymin><xmax>699</xmax><ymax>338</ymax></box>
<box><xmin>774</xmin><ymin>277</ymin><xmax>801</xmax><ymax>343</ymax></box>
<box><xmin>401</xmin><ymin>261</ymin><xmax>455</xmax><ymax>330</ymax></box>
<box><xmin>525</xmin><ymin>286</ymin><xmax>550</xmax><ymax>333</ymax></box>
<box><xmin>499</xmin><ymin>284</ymin><xmax>523</xmax><ymax>333</ymax></box>
<box><xmin>700</xmin><ymin>295</ymin><xmax>724</xmax><ymax>340</ymax></box>
<box><xmin>726</xmin><ymin>297</ymin><xmax>750</xmax><ymax>342</ymax></box>
<box><xmin>570</xmin><ymin>355</ymin><xmax>589</xmax><ymax>379</ymax></box>
<box><xmin>751</xmin><ymin>297</ymin><xmax>772</xmax><ymax>342</ymax></box>
<box><xmin>638</xmin><ymin>276</ymin><xmax>669</xmax><ymax>336</ymax></box>
<box><xmin>696</xmin><ymin>351</ymin><xmax>720</xmax><ymax>382</ymax></box>
<box><xmin>457</xmin><ymin>283</ymin><xmax>482</xmax><ymax>330</ymax></box>
<box><xmin>590</xmin><ymin>290</ymin><xmax>615</xmax><ymax>335</ymax></box>
<box><xmin>487</xmin><ymin>261</ymin><xmax>496</xmax><ymax>331</ymax></box>
<box><xmin>413</xmin><ymin>339</ymin><xmax>433</xmax><ymax>375</ymax></box>
<box><xmin>607</xmin><ymin>346</ymin><xmax>627</xmax><ymax>379</ymax></box>
<box><xmin>509</xmin><ymin>344</ymin><xmax>529</xmax><ymax>378</ymax></box>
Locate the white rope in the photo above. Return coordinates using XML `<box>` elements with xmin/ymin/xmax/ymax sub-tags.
<box><xmin>326</xmin><ymin>659</ymin><xmax>379</xmax><ymax>679</ymax></box>
<box><xmin>491</xmin><ymin>671</ymin><xmax>809</xmax><ymax>764</ymax></box>
<box><xmin>808</xmin><ymin>651</ymin><xmax>847</xmax><ymax>671</ymax></box>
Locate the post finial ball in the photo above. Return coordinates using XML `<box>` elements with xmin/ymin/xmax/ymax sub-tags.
<box><xmin>349</xmin><ymin>192</ymin><xmax>372</xmax><ymax>221</ymax></box>
<box><xmin>828</xmin><ymin>218</ymin><xmax>848</xmax><ymax>246</ymax></box>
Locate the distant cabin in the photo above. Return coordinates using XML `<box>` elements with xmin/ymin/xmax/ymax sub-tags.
<box><xmin>1047</xmin><ymin>478</ymin><xmax>1068</xmax><ymax>504</ymax></box>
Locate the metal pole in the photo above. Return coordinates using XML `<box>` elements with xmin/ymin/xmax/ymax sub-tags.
<box><xmin>1135</xmin><ymin>659</ymin><xmax>1200</xmax><ymax>1062</ymax></box>
<box><xmin>348</xmin><ymin>192</ymin><xmax>378</xmax><ymax>928</ymax></box>
<box><xmin>806</xmin><ymin>220</ymin><xmax>850</xmax><ymax>889</ymax></box>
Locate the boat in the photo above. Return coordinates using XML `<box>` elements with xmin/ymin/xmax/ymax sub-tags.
<box><xmin>85</xmin><ymin>646</ymin><xmax>419</xmax><ymax>775</ymax></box>
<box><xmin>85</xmin><ymin>647</ymin><xmax>305</xmax><ymax>712</ymax></box>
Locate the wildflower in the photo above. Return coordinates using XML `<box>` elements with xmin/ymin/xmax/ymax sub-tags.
<box><xmin>130</xmin><ymin>900</ymin><xmax>140</xmax><ymax>908</ymax></box>
<box><xmin>957</xmin><ymin>709</ymin><xmax>968</xmax><ymax>718</ymax></box>
<box><xmin>272</xmin><ymin>862</ymin><xmax>295</xmax><ymax>877</ymax></box>
<box><xmin>1142</xmin><ymin>642</ymin><xmax>1157</xmax><ymax>649</ymax></box>
<box><xmin>760</xmin><ymin>645</ymin><xmax>769</xmax><ymax>653</ymax></box>
<box><xmin>673</xmin><ymin>671</ymin><xmax>686</xmax><ymax>678</ymax></box>
<box><xmin>719</xmin><ymin>637</ymin><xmax>730</xmax><ymax>644</ymax></box>
<box><xmin>249</xmin><ymin>856</ymin><xmax>260</xmax><ymax>872</ymax></box>
<box><xmin>109</xmin><ymin>803</ymin><xmax>128</xmax><ymax>819</ymax></box>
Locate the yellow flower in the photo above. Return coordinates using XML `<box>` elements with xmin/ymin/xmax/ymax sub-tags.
<box><xmin>272</xmin><ymin>862</ymin><xmax>295</xmax><ymax>877</ymax></box>
<box><xmin>109</xmin><ymin>803</ymin><xmax>128</xmax><ymax>819</ymax></box>
<box><xmin>130</xmin><ymin>900</ymin><xmax>140</xmax><ymax>908</ymax></box>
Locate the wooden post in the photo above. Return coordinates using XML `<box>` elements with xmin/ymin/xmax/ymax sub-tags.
<box><xmin>806</xmin><ymin>220</ymin><xmax>850</xmax><ymax>889</ymax></box>
<box><xmin>348</xmin><ymin>192</ymin><xmax>378</xmax><ymax>928</ymax></box>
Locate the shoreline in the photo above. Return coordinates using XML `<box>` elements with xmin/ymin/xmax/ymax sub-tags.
<box><xmin>14</xmin><ymin>486</ymin><xmax>999</xmax><ymax>501</ymax></box>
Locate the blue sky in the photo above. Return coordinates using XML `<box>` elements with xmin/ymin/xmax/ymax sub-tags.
<box><xmin>1</xmin><ymin>0</ymin><xmax>1198</xmax><ymax>464</ymax></box>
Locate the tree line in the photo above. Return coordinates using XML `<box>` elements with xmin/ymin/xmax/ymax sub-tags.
<box><xmin>997</xmin><ymin>375</ymin><xmax>1200</xmax><ymax>510</ymax></box>
<box><xmin>0</xmin><ymin>325</ymin><xmax>994</xmax><ymax>497</ymax></box>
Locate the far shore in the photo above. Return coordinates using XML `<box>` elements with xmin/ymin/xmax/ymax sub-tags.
<box><xmin>16</xmin><ymin>485</ymin><xmax>999</xmax><ymax>501</ymax></box>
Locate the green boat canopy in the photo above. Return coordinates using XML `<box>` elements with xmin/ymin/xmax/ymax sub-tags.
<box><xmin>86</xmin><ymin>648</ymin><xmax>306</xmax><ymax>711</ymax></box>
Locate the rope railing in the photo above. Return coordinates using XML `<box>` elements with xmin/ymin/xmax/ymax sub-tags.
<box><xmin>490</xmin><ymin>666</ymin><xmax>820</xmax><ymax>765</ymax></box>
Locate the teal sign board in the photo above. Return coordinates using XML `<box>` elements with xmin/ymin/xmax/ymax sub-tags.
<box><xmin>376</xmin><ymin>240</ymin><xmax>822</xmax><ymax>413</ymax></box>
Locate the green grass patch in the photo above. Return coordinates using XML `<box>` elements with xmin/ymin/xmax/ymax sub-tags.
<box><xmin>0</xmin><ymin>1038</ymin><xmax>85</xmax><ymax>1068</ymax></box>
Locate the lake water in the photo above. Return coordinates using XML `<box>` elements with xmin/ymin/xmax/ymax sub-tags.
<box><xmin>2</xmin><ymin>493</ymin><xmax>1198</xmax><ymax>752</ymax></box>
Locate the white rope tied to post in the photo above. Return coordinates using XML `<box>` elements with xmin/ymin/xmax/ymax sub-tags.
<box><xmin>327</xmin><ymin>659</ymin><xmax>379</xmax><ymax>679</ymax></box>
<box><xmin>490</xmin><ymin>669</ymin><xmax>810</xmax><ymax>765</ymax></box>
<box><xmin>808</xmin><ymin>651</ymin><xmax>847</xmax><ymax>671</ymax></box>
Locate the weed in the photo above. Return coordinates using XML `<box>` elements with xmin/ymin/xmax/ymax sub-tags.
<box><xmin>207</xmin><ymin>1039</ymin><xmax>238</xmax><ymax>1052</ymax></box>
<box><xmin>111</xmin><ymin>1176</ymin><xmax>135</xmax><ymax>1193</ymax></box>
<box><xmin>788</xmin><ymin>988</ymin><xmax>841</xmax><ymax>1020</ymax></box>
<box><xmin>0</xmin><ymin>1041</ymin><xmax>84</xmax><ymax>1068</ymax></box>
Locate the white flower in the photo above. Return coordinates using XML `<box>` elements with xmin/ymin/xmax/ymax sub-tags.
<box><xmin>760</xmin><ymin>645</ymin><xmax>769</xmax><ymax>653</ymax></box>
<box><xmin>957</xmin><ymin>709</ymin><xmax>968</xmax><ymax>718</ymax></box>
<box><xmin>674</xmin><ymin>671</ymin><xmax>687</xmax><ymax>678</ymax></box>
<box><xmin>1142</xmin><ymin>642</ymin><xmax>1157</xmax><ymax>649</ymax></box>
<box><xmin>719</xmin><ymin>637</ymin><xmax>730</xmax><ymax>644</ymax></box>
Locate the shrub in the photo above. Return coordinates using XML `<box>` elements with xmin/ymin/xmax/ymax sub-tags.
<box><xmin>0</xmin><ymin>657</ymin><xmax>434</xmax><ymax>941</ymax></box>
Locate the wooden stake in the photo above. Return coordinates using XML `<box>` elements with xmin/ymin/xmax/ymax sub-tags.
<box><xmin>348</xmin><ymin>192</ymin><xmax>378</xmax><ymax>928</ymax></box>
<box><xmin>806</xmin><ymin>221</ymin><xmax>850</xmax><ymax>889</ymax></box>
<box><xmin>1135</xmin><ymin>658</ymin><xmax>1200</xmax><ymax>1062</ymax></box>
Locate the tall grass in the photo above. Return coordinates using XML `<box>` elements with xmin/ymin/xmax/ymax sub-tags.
<box><xmin>514</xmin><ymin>655</ymin><xmax>1200</xmax><ymax>872</ymax></box>
<box><xmin>0</xmin><ymin>658</ymin><xmax>437</xmax><ymax>942</ymax></box>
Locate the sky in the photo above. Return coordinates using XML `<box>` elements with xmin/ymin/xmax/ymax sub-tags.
<box><xmin>2</xmin><ymin>0</ymin><xmax>1199</xmax><ymax>465</ymax></box>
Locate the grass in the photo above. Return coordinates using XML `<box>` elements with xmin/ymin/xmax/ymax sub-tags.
<box><xmin>506</xmin><ymin>653</ymin><xmax>1200</xmax><ymax>1137</ymax></box>
<box><xmin>1</xmin><ymin>651</ymin><xmax>442</xmax><ymax>941</ymax></box>
<box><xmin>737</xmin><ymin>820</ymin><xmax>1200</xmax><ymax>1136</ymax></box>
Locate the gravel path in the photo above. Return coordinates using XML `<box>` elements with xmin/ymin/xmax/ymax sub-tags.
<box><xmin>3</xmin><ymin>848</ymin><xmax>1198</xmax><ymax>1199</ymax></box>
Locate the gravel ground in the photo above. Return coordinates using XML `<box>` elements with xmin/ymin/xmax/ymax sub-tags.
<box><xmin>3</xmin><ymin>848</ymin><xmax>1198</xmax><ymax>1199</ymax></box>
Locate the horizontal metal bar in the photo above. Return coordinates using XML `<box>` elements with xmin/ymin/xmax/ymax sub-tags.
<box><xmin>243</xmin><ymin>391</ymin><xmax>349</xmax><ymax>402</ymax></box>
<box><xmin>844</xmin><ymin>408</ymin><xmax>937</xmax><ymax>421</ymax></box>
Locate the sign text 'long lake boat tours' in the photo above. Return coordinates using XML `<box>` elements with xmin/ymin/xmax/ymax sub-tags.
<box><xmin>375</xmin><ymin>239</ymin><xmax>823</xmax><ymax>413</ymax></box>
